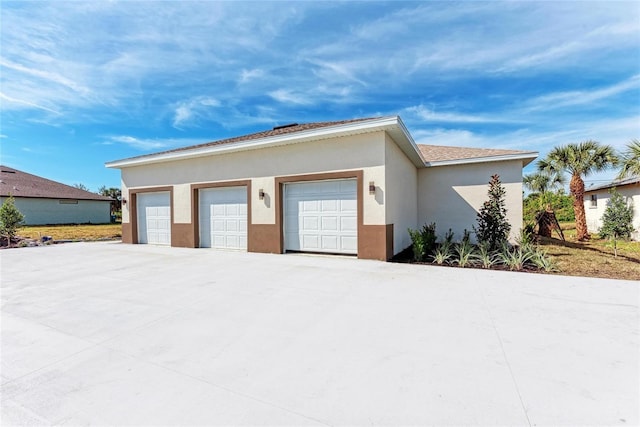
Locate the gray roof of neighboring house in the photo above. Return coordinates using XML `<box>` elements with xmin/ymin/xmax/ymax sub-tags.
<box><xmin>0</xmin><ymin>166</ymin><xmax>113</xmax><ymax>201</ymax></box>
<box><xmin>585</xmin><ymin>176</ymin><xmax>640</xmax><ymax>193</ymax></box>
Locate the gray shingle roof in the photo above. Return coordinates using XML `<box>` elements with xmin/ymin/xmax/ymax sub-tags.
<box><xmin>115</xmin><ymin>117</ymin><xmax>380</xmax><ymax>163</ymax></box>
<box><xmin>585</xmin><ymin>176</ymin><xmax>640</xmax><ymax>193</ymax></box>
<box><xmin>0</xmin><ymin>166</ymin><xmax>112</xmax><ymax>201</ymax></box>
<box><xmin>418</xmin><ymin>144</ymin><xmax>536</xmax><ymax>163</ymax></box>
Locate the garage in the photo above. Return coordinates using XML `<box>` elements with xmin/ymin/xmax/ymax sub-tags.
<box><xmin>137</xmin><ymin>192</ymin><xmax>171</xmax><ymax>245</ymax></box>
<box><xmin>284</xmin><ymin>179</ymin><xmax>357</xmax><ymax>255</ymax></box>
<box><xmin>199</xmin><ymin>186</ymin><xmax>248</xmax><ymax>250</ymax></box>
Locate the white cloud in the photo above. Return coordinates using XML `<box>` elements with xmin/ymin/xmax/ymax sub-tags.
<box><xmin>0</xmin><ymin>134</ymin><xmax>7</xmax><ymax>138</ymax></box>
<box><xmin>105</xmin><ymin>135</ymin><xmax>204</xmax><ymax>151</ymax></box>
<box><xmin>172</xmin><ymin>96</ymin><xmax>221</xmax><ymax>128</ymax></box>
<box><xmin>524</xmin><ymin>75</ymin><xmax>640</xmax><ymax>111</ymax></box>
<box><xmin>403</xmin><ymin>104</ymin><xmax>515</xmax><ymax>124</ymax></box>
<box><xmin>238</xmin><ymin>68</ymin><xmax>265</xmax><ymax>83</ymax></box>
<box><xmin>268</xmin><ymin>89</ymin><xmax>311</xmax><ymax>105</ymax></box>
<box><xmin>0</xmin><ymin>92</ymin><xmax>60</xmax><ymax>114</ymax></box>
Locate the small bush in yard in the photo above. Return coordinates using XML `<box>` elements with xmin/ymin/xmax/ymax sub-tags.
<box><xmin>432</xmin><ymin>240</ymin><xmax>453</xmax><ymax>265</ymax></box>
<box><xmin>599</xmin><ymin>189</ymin><xmax>635</xmax><ymax>257</ymax></box>
<box><xmin>454</xmin><ymin>239</ymin><xmax>476</xmax><ymax>267</ymax></box>
<box><xmin>498</xmin><ymin>243</ymin><xmax>533</xmax><ymax>271</ymax></box>
<box><xmin>529</xmin><ymin>246</ymin><xmax>557</xmax><ymax>272</ymax></box>
<box><xmin>473</xmin><ymin>244</ymin><xmax>499</xmax><ymax>269</ymax></box>
<box><xmin>475</xmin><ymin>174</ymin><xmax>511</xmax><ymax>251</ymax></box>
<box><xmin>0</xmin><ymin>195</ymin><xmax>25</xmax><ymax>247</ymax></box>
<box><xmin>408</xmin><ymin>222</ymin><xmax>437</xmax><ymax>262</ymax></box>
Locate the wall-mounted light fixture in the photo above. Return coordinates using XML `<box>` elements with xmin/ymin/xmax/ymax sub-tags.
<box><xmin>122</xmin><ymin>198</ymin><xmax>127</xmax><ymax>206</ymax></box>
<box><xmin>259</xmin><ymin>189</ymin><xmax>265</xmax><ymax>200</ymax></box>
<box><xmin>369</xmin><ymin>181</ymin><xmax>376</xmax><ymax>195</ymax></box>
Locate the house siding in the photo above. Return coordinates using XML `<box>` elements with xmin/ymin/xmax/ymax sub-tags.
<box><xmin>417</xmin><ymin>160</ymin><xmax>524</xmax><ymax>243</ymax></box>
<box><xmin>1</xmin><ymin>197</ymin><xmax>111</xmax><ymax>225</ymax></box>
<box><xmin>120</xmin><ymin>132</ymin><xmax>394</xmax><ymax>259</ymax></box>
<box><xmin>584</xmin><ymin>182</ymin><xmax>640</xmax><ymax>241</ymax></box>
<box><xmin>384</xmin><ymin>133</ymin><xmax>418</xmax><ymax>254</ymax></box>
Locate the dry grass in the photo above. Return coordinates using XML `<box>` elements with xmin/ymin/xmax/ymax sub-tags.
<box><xmin>18</xmin><ymin>224</ymin><xmax>122</xmax><ymax>241</ymax></box>
<box><xmin>540</xmin><ymin>223</ymin><xmax>640</xmax><ymax>281</ymax></box>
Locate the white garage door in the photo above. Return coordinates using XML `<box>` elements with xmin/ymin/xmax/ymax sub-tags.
<box><xmin>137</xmin><ymin>192</ymin><xmax>171</xmax><ymax>245</ymax></box>
<box><xmin>284</xmin><ymin>179</ymin><xmax>357</xmax><ymax>255</ymax></box>
<box><xmin>199</xmin><ymin>186</ymin><xmax>247</xmax><ymax>250</ymax></box>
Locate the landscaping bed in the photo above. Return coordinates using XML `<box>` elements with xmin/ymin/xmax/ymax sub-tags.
<box><xmin>7</xmin><ymin>223</ymin><xmax>122</xmax><ymax>247</ymax></box>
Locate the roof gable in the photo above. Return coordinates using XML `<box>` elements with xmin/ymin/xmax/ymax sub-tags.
<box><xmin>0</xmin><ymin>166</ymin><xmax>112</xmax><ymax>201</ymax></box>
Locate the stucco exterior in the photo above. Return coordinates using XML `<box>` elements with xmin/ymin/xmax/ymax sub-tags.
<box><xmin>417</xmin><ymin>160</ymin><xmax>525</xmax><ymax>243</ymax></box>
<box><xmin>584</xmin><ymin>181</ymin><xmax>640</xmax><ymax>241</ymax></box>
<box><xmin>121</xmin><ymin>132</ymin><xmax>388</xmax><ymax>228</ymax></box>
<box><xmin>108</xmin><ymin>116</ymin><xmax>535</xmax><ymax>260</ymax></box>
<box><xmin>1</xmin><ymin>197</ymin><xmax>111</xmax><ymax>225</ymax></box>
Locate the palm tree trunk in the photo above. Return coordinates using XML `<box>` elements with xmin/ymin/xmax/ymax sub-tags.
<box><xmin>570</xmin><ymin>174</ymin><xmax>590</xmax><ymax>241</ymax></box>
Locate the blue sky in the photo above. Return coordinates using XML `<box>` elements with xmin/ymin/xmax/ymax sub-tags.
<box><xmin>1</xmin><ymin>1</ymin><xmax>639</xmax><ymax>191</ymax></box>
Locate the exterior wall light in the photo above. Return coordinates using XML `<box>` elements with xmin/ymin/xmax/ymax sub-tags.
<box><xmin>369</xmin><ymin>181</ymin><xmax>376</xmax><ymax>195</ymax></box>
<box><xmin>259</xmin><ymin>189</ymin><xmax>265</xmax><ymax>200</ymax></box>
<box><xmin>122</xmin><ymin>198</ymin><xmax>127</xmax><ymax>206</ymax></box>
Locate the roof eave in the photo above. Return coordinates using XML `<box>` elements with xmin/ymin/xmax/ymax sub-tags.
<box><xmin>105</xmin><ymin>116</ymin><xmax>425</xmax><ymax>169</ymax></box>
<box><xmin>425</xmin><ymin>152</ymin><xmax>539</xmax><ymax>168</ymax></box>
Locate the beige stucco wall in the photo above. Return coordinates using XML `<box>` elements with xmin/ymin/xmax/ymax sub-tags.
<box><xmin>120</xmin><ymin>132</ymin><xmax>387</xmax><ymax>226</ymax></box>
<box><xmin>1</xmin><ymin>197</ymin><xmax>111</xmax><ymax>225</ymax></box>
<box><xmin>585</xmin><ymin>184</ymin><xmax>640</xmax><ymax>240</ymax></box>
<box><xmin>384</xmin><ymin>133</ymin><xmax>418</xmax><ymax>253</ymax></box>
<box><xmin>417</xmin><ymin>160</ymin><xmax>524</xmax><ymax>243</ymax></box>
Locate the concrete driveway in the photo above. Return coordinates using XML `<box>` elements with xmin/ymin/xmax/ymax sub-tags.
<box><xmin>1</xmin><ymin>242</ymin><xmax>638</xmax><ymax>426</ymax></box>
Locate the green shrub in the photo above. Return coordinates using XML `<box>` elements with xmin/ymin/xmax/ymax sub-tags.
<box><xmin>453</xmin><ymin>239</ymin><xmax>477</xmax><ymax>267</ymax></box>
<box><xmin>473</xmin><ymin>244</ymin><xmax>499</xmax><ymax>269</ymax></box>
<box><xmin>497</xmin><ymin>243</ymin><xmax>532</xmax><ymax>271</ymax></box>
<box><xmin>432</xmin><ymin>240</ymin><xmax>453</xmax><ymax>265</ymax></box>
<box><xmin>529</xmin><ymin>246</ymin><xmax>556</xmax><ymax>272</ymax></box>
<box><xmin>408</xmin><ymin>222</ymin><xmax>437</xmax><ymax>262</ymax></box>
<box><xmin>475</xmin><ymin>175</ymin><xmax>511</xmax><ymax>251</ymax></box>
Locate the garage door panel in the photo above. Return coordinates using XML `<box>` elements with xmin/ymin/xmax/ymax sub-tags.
<box><xmin>321</xmin><ymin>235</ymin><xmax>338</xmax><ymax>250</ymax></box>
<box><xmin>137</xmin><ymin>192</ymin><xmax>171</xmax><ymax>246</ymax></box>
<box><xmin>285</xmin><ymin>179</ymin><xmax>357</xmax><ymax>255</ymax></box>
<box><xmin>321</xmin><ymin>216</ymin><xmax>338</xmax><ymax>231</ymax></box>
<box><xmin>199</xmin><ymin>187</ymin><xmax>247</xmax><ymax>250</ymax></box>
<box><xmin>341</xmin><ymin>217</ymin><xmax>357</xmax><ymax>232</ymax></box>
<box><xmin>341</xmin><ymin>236</ymin><xmax>357</xmax><ymax>251</ymax></box>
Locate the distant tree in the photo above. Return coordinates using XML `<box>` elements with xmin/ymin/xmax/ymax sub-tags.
<box><xmin>74</xmin><ymin>183</ymin><xmax>90</xmax><ymax>192</ymax></box>
<box><xmin>98</xmin><ymin>186</ymin><xmax>122</xmax><ymax>215</ymax></box>
<box><xmin>617</xmin><ymin>139</ymin><xmax>640</xmax><ymax>179</ymax></box>
<box><xmin>523</xmin><ymin>171</ymin><xmax>565</xmax><ymax>210</ymax></box>
<box><xmin>0</xmin><ymin>195</ymin><xmax>25</xmax><ymax>246</ymax></box>
<box><xmin>599</xmin><ymin>189</ymin><xmax>635</xmax><ymax>257</ymax></box>
<box><xmin>538</xmin><ymin>141</ymin><xmax>618</xmax><ymax>241</ymax></box>
<box><xmin>475</xmin><ymin>174</ymin><xmax>511</xmax><ymax>251</ymax></box>
<box><xmin>523</xmin><ymin>171</ymin><xmax>566</xmax><ymax>237</ymax></box>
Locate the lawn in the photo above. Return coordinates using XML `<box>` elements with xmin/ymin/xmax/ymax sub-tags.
<box><xmin>540</xmin><ymin>223</ymin><xmax>640</xmax><ymax>281</ymax></box>
<box><xmin>18</xmin><ymin>223</ymin><xmax>122</xmax><ymax>241</ymax></box>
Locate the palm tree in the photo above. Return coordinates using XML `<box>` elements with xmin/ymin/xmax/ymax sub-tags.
<box><xmin>523</xmin><ymin>171</ymin><xmax>565</xmax><ymax>238</ymax></box>
<box><xmin>523</xmin><ymin>171</ymin><xmax>565</xmax><ymax>210</ymax></box>
<box><xmin>538</xmin><ymin>140</ymin><xmax>618</xmax><ymax>241</ymax></box>
<box><xmin>617</xmin><ymin>139</ymin><xmax>640</xmax><ymax>179</ymax></box>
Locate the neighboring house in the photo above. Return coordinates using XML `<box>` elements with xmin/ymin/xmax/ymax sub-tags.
<box><xmin>584</xmin><ymin>177</ymin><xmax>640</xmax><ymax>241</ymax></box>
<box><xmin>106</xmin><ymin>116</ymin><xmax>537</xmax><ymax>260</ymax></box>
<box><xmin>0</xmin><ymin>166</ymin><xmax>113</xmax><ymax>225</ymax></box>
